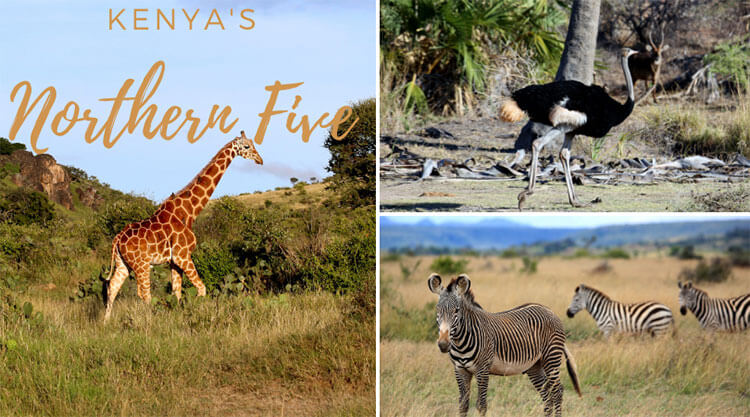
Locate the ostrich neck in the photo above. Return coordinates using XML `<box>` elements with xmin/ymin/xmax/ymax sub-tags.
<box><xmin>622</xmin><ymin>55</ymin><xmax>635</xmax><ymax>103</ymax></box>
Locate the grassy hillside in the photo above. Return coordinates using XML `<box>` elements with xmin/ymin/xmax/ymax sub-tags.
<box><xmin>380</xmin><ymin>255</ymin><xmax>750</xmax><ymax>416</ymax></box>
<box><xmin>0</xmin><ymin>166</ymin><xmax>375</xmax><ymax>415</ymax></box>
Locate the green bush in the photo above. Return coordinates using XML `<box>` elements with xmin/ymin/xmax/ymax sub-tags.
<box><xmin>191</xmin><ymin>241</ymin><xmax>239</xmax><ymax>292</ymax></box>
<box><xmin>0</xmin><ymin>162</ymin><xmax>20</xmax><ymax>179</ymax></box>
<box><xmin>430</xmin><ymin>255</ymin><xmax>468</xmax><ymax>276</ymax></box>
<box><xmin>0</xmin><ymin>188</ymin><xmax>55</xmax><ymax>226</ymax></box>
<box><xmin>0</xmin><ymin>137</ymin><xmax>26</xmax><ymax>155</ymax></box>
<box><xmin>679</xmin><ymin>257</ymin><xmax>733</xmax><ymax>283</ymax></box>
<box><xmin>96</xmin><ymin>197</ymin><xmax>157</xmax><ymax>238</ymax></box>
<box><xmin>603</xmin><ymin>248</ymin><xmax>631</xmax><ymax>260</ymax></box>
<box><xmin>520</xmin><ymin>257</ymin><xmax>538</xmax><ymax>274</ymax></box>
<box><xmin>728</xmin><ymin>246</ymin><xmax>750</xmax><ymax>267</ymax></box>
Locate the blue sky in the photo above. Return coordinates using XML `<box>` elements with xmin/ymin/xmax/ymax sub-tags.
<box><xmin>381</xmin><ymin>214</ymin><xmax>745</xmax><ymax>229</ymax></box>
<box><xmin>0</xmin><ymin>0</ymin><xmax>374</xmax><ymax>201</ymax></box>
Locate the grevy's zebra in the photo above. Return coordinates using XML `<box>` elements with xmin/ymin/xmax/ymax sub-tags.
<box><xmin>428</xmin><ymin>273</ymin><xmax>581</xmax><ymax>417</ymax></box>
<box><xmin>566</xmin><ymin>284</ymin><xmax>674</xmax><ymax>337</ymax></box>
<box><xmin>678</xmin><ymin>281</ymin><xmax>750</xmax><ymax>331</ymax></box>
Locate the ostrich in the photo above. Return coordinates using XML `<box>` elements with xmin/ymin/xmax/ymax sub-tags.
<box><xmin>500</xmin><ymin>48</ymin><xmax>638</xmax><ymax>209</ymax></box>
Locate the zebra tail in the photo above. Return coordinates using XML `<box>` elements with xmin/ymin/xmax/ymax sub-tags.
<box><xmin>563</xmin><ymin>344</ymin><xmax>582</xmax><ymax>397</ymax></box>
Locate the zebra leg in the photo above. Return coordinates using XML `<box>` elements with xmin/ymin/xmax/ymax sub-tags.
<box><xmin>526</xmin><ymin>362</ymin><xmax>550</xmax><ymax>414</ymax></box>
<box><xmin>542</xmin><ymin>351</ymin><xmax>565</xmax><ymax>417</ymax></box>
<box><xmin>475</xmin><ymin>367</ymin><xmax>490</xmax><ymax>416</ymax></box>
<box><xmin>454</xmin><ymin>366</ymin><xmax>473</xmax><ymax>417</ymax></box>
<box><xmin>518</xmin><ymin>128</ymin><xmax>561</xmax><ymax>211</ymax></box>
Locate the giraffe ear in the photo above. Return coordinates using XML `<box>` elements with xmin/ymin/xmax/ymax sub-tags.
<box><xmin>455</xmin><ymin>274</ymin><xmax>471</xmax><ymax>295</ymax></box>
<box><xmin>427</xmin><ymin>273</ymin><xmax>443</xmax><ymax>294</ymax></box>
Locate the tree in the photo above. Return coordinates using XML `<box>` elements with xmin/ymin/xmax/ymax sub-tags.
<box><xmin>323</xmin><ymin>98</ymin><xmax>375</xmax><ymax>206</ymax></box>
<box><xmin>555</xmin><ymin>0</ymin><xmax>601</xmax><ymax>84</ymax></box>
<box><xmin>0</xmin><ymin>137</ymin><xmax>26</xmax><ymax>155</ymax></box>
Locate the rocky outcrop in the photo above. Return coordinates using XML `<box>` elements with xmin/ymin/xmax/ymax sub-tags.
<box><xmin>0</xmin><ymin>150</ymin><xmax>73</xmax><ymax>209</ymax></box>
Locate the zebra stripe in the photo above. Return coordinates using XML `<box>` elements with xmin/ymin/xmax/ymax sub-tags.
<box><xmin>678</xmin><ymin>281</ymin><xmax>750</xmax><ymax>331</ymax></box>
<box><xmin>429</xmin><ymin>273</ymin><xmax>580</xmax><ymax>417</ymax></box>
<box><xmin>566</xmin><ymin>284</ymin><xmax>674</xmax><ymax>337</ymax></box>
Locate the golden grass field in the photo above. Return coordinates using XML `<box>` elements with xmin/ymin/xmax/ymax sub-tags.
<box><xmin>380</xmin><ymin>255</ymin><xmax>750</xmax><ymax>416</ymax></box>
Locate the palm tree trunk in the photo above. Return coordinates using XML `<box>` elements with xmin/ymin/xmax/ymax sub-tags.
<box><xmin>555</xmin><ymin>0</ymin><xmax>601</xmax><ymax>84</ymax></box>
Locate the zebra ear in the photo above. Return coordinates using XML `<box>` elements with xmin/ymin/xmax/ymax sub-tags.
<box><xmin>678</xmin><ymin>281</ymin><xmax>682</xmax><ymax>289</ymax></box>
<box><xmin>455</xmin><ymin>274</ymin><xmax>471</xmax><ymax>295</ymax></box>
<box><xmin>686</xmin><ymin>281</ymin><xmax>692</xmax><ymax>288</ymax></box>
<box><xmin>428</xmin><ymin>273</ymin><xmax>443</xmax><ymax>294</ymax></box>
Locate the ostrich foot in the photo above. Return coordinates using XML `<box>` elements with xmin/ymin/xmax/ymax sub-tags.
<box><xmin>518</xmin><ymin>189</ymin><xmax>534</xmax><ymax>211</ymax></box>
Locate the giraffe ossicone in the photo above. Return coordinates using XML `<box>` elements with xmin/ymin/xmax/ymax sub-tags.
<box><xmin>103</xmin><ymin>131</ymin><xmax>262</xmax><ymax>321</ymax></box>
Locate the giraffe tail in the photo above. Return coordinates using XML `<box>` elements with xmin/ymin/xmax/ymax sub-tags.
<box><xmin>563</xmin><ymin>344</ymin><xmax>582</xmax><ymax>397</ymax></box>
<box><xmin>105</xmin><ymin>232</ymin><xmax>123</xmax><ymax>282</ymax></box>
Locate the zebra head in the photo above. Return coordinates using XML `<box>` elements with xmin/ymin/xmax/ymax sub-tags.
<box><xmin>678</xmin><ymin>281</ymin><xmax>700</xmax><ymax>315</ymax></box>
<box><xmin>567</xmin><ymin>284</ymin><xmax>588</xmax><ymax>318</ymax></box>
<box><xmin>428</xmin><ymin>273</ymin><xmax>471</xmax><ymax>353</ymax></box>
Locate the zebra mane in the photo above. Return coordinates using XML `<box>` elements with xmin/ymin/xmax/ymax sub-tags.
<box><xmin>581</xmin><ymin>285</ymin><xmax>611</xmax><ymax>301</ymax></box>
<box><xmin>446</xmin><ymin>277</ymin><xmax>483</xmax><ymax>309</ymax></box>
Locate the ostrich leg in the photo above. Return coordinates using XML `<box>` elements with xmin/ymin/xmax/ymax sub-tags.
<box><xmin>559</xmin><ymin>133</ymin><xmax>589</xmax><ymax>208</ymax></box>
<box><xmin>518</xmin><ymin>128</ymin><xmax>563</xmax><ymax>211</ymax></box>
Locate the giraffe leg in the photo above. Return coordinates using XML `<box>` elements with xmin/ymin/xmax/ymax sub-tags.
<box><xmin>454</xmin><ymin>366</ymin><xmax>473</xmax><ymax>417</ymax></box>
<box><xmin>475</xmin><ymin>367</ymin><xmax>490</xmax><ymax>416</ymax></box>
<box><xmin>134</xmin><ymin>264</ymin><xmax>152</xmax><ymax>304</ymax></box>
<box><xmin>170</xmin><ymin>263</ymin><xmax>183</xmax><ymax>300</ymax></box>
<box><xmin>559</xmin><ymin>133</ymin><xmax>589</xmax><ymax>208</ymax></box>
<box><xmin>104</xmin><ymin>254</ymin><xmax>129</xmax><ymax>322</ymax></box>
<box><xmin>526</xmin><ymin>362</ymin><xmax>550</xmax><ymax>415</ymax></box>
<box><xmin>518</xmin><ymin>128</ymin><xmax>562</xmax><ymax>211</ymax></box>
<box><xmin>174</xmin><ymin>256</ymin><xmax>207</xmax><ymax>297</ymax></box>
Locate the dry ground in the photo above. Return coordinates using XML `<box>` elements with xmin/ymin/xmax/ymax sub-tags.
<box><xmin>380</xmin><ymin>255</ymin><xmax>750</xmax><ymax>416</ymax></box>
<box><xmin>380</xmin><ymin>100</ymin><xmax>750</xmax><ymax>212</ymax></box>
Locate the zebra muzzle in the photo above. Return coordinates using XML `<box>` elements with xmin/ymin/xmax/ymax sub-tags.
<box><xmin>566</xmin><ymin>309</ymin><xmax>575</xmax><ymax>318</ymax></box>
<box><xmin>680</xmin><ymin>306</ymin><xmax>687</xmax><ymax>315</ymax></box>
<box><xmin>438</xmin><ymin>339</ymin><xmax>450</xmax><ymax>353</ymax></box>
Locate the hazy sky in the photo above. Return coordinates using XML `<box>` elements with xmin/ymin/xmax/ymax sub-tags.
<box><xmin>0</xmin><ymin>0</ymin><xmax>374</xmax><ymax>201</ymax></box>
<box><xmin>382</xmin><ymin>214</ymin><xmax>745</xmax><ymax>229</ymax></box>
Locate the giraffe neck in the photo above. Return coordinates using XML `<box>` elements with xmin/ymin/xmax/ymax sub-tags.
<box><xmin>164</xmin><ymin>141</ymin><xmax>238</xmax><ymax>226</ymax></box>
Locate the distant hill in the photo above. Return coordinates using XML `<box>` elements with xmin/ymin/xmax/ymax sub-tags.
<box><xmin>380</xmin><ymin>218</ymin><xmax>578</xmax><ymax>250</ymax></box>
<box><xmin>381</xmin><ymin>218</ymin><xmax>750</xmax><ymax>251</ymax></box>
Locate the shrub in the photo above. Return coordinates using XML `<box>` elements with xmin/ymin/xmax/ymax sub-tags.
<box><xmin>520</xmin><ymin>257</ymin><xmax>538</xmax><ymax>275</ymax></box>
<box><xmin>603</xmin><ymin>248</ymin><xmax>631</xmax><ymax>259</ymax></box>
<box><xmin>671</xmin><ymin>245</ymin><xmax>702</xmax><ymax>260</ymax></box>
<box><xmin>191</xmin><ymin>241</ymin><xmax>238</xmax><ymax>292</ymax></box>
<box><xmin>679</xmin><ymin>257</ymin><xmax>733</xmax><ymax>283</ymax></box>
<box><xmin>0</xmin><ymin>162</ymin><xmax>20</xmax><ymax>179</ymax></box>
<box><xmin>500</xmin><ymin>248</ymin><xmax>519</xmax><ymax>258</ymax></box>
<box><xmin>728</xmin><ymin>246</ymin><xmax>750</xmax><ymax>267</ymax></box>
<box><xmin>0</xmin><ymin>137</ymin><xmax>25</xmax><ymax>155</ymax></box>
<box><xmin>430</xmin><ymin>256</ymin><xmax>468</xmax><ymax>276</ymax></box>
<box><xmin>96</xmin><ymin>197</ymin><xmax>157</xmax><ymax>238</ymax></box>
<box><xmin>0</xmin><ymin>188</ymin><xmax>55</xmax><ymax>226</ymax></box>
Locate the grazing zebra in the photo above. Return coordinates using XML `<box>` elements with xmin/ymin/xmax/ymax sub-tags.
<box><xmin>678</xmin><ymin>281</ymin><xmax>750</xmax><ymax>331</ymax></box>
<box><xmin>428</xmin><ymin>273</ymin><xmax>581</xmax><ymax>417</ymax></box>
<box><xmin>566</xmin><ymin>284</ymin><xmax>674</xmax><ymax>337</ymax></box>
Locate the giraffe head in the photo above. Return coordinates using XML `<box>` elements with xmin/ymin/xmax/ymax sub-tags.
<box><xmin>233</xmin><ymin>131</ymin><xmax>263</xmax><ymax>165</ymax></box>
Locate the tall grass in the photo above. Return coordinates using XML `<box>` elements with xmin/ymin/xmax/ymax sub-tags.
<box><xmin>641</xmin><ymin>95</ymin><xmax>750</xmax><ymax>158</ymax></box>
<box><xmin>1</xmin><ymin>290</ymin><xmax>374</xmax><ymax>416</ymax></box>
<box><xmin>381</xmin><ymin>255</ymin><xmax>750</xmax><ymax>416</ymax></box>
